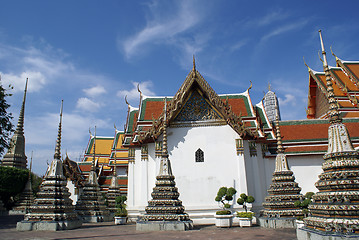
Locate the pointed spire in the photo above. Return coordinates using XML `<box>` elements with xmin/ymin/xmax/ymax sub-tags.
<box><xmin>275</xmin><ymin>116</ymin><xmax>284</xmax><ymax>154</ymax></box>
<box><xmin>192</xmin><ymin>55</ymin><xmax>197</xmax><ymax>78</ymax></box>
<box><xmin>318</xmin><ymin>30</ymin><xmax>341</xmax><ymax>123</ymax></box>
<box><xmin>268</xmin><ymin>82</ymin><xmax>271</xmax><ymax>91</ymax></box>
<box><xmin>54</xmin><ymin>100</ymin><xmax>63</xmax><ymax>160</ymax></box>
<box><xmin>92</xmin><ymin>126</ymin><xmax>97</xmax><ymax>171</ymax></box>
<box><xmin>162</xmin><ymin>97</ymin><xmax>168</xmax><ymax>157</ymax></box>
<box><xmin>28</xmin><ymin>151</ymin><xmax>33</xmax><ymax>179</ymax></box>
<box><xmin>15</xmin><ymin>78</ymin><xmax>28</xmax><ymax>134</ymax></box>
<box><xmin>113</xmin><ymin>125</ymin><xmax>117</xmax><ymax>177</ymax></box>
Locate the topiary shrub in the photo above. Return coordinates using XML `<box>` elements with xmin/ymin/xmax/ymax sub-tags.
<box><xmin>294</xmin><ymin>192</ymin><xmax>314</xmax><ymax>219</ymax></box>
<box><xmin>237</xmin><ymin>193</ymin><xmax>255</xmax><ymax>212</ymax></box>
<box><xmin>115</xmin><ymin>195</ymin><xmax>127</xmax><ymax>217</ymax></box>
<box><xmin>215</xmin><ymin>186</ymin><xmax>237</xmax><ymax>215</ymax></box>
<box><xmin>237</xmin><ymin>211</ymin><xmax>254</xmax><ymax>219</ymax></box>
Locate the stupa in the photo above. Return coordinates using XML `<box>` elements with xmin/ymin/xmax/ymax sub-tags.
<box><xmin>1</xmin><ymin>78</ymin><xmax>28</xmax><ymax>169</ymax></box>
<box><xmin>107</xmin><ymin>132</ymin><xmax>122</xmax><ymax>215</ymax></box>
<box><xmin>136</xmin><ymin>98</ymin><xmax>193</xmax><ymax>231</ymax></box>
<box><xmin>75</xmin><ymin>126</ymin><xmax>110</xmax><ymax>222</ymax></box>
<box><xmin>11</xmin><ymin>152</ymin><xmax>35</xmax><ymax>214</ymax></box>
<box><xmin>259</xmin><ymin>116</ymin><xmax>303</xmax><ymax>228</ymax></box>
<box><xmin>16</xmin><ymin>100</ymin><xmax>82</xmax><ymax>231</ymax></box>
<box><xmin>297</xmin><ymin>31</ymin><xmax>359</xmax><ymax>239</ymax></box>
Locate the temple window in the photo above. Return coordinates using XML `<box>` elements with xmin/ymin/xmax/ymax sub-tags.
<box><xmin>195</xmin><ymin>148</ymin><xmax>204</xmax><ymax>162</ymax></box>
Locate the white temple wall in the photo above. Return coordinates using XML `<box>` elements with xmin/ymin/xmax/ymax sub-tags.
<box><xmin>287</xmin><ymin>154</ymin><xmax>323</xmax><ymax>194</ymax></box>
<box><xmin>66</xmin><ymin>180</ymin><xmax>78</xmax><ymax>204</ymax></box>
<box><xmin>262</xmin><ymin>154</ymin><xmax>323</xmax><ymax>197</ymax></box>
<box><xmin>162</xmin><ymin>125</ymin><xmax>244</xmax><ymax>209</ymax></box>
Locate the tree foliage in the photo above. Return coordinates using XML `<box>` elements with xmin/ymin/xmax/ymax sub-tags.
<box><xmin>0</xmin><ymin>80</ymin><xmax>14</xmax><ymax>156</ymax></box>
<box><xmin>237</xmin><ymin>193</ymin><xmax>255</xmax><ymax>212</ymax></box>
<box><xmin>215</xmin><ymin>186</ymin><xmax>237</xmax><ymax>211</ymax></box>
<box><xmin>0</xmin><ymin>166</ymin><xmax>42</xmax><ymax>209</ymax></box>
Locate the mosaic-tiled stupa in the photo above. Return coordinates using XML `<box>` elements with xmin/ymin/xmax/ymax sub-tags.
<box><xmin>136</xmin><ymin>98</ymin><xmax>193</xmax><ymax>231</ymax></box>
<box><xmin>107</xmin><ymin>146</ymin><xmax>121</xmax><ymax>214</ymax></box>
<box><xmin>298</xmin><ymin>31</ymin><xmax>359</xmax><ymax>238</ymax></box>
<box><xmin>75</xmin><ymin>126</ymin><xmax>110</xmax><ymax>222</ymax></box>
<box><xmin>2</xmin><ymin>78</ymin><xmax>28</xmax><ymax>169</ymax></box>
<box><xmin>16</xmin><ymin>101</ymin><xmax>82</xmax><ymax>231</ymax></box>
<box><xmin>11</xmin><ymin>153</ymin><xmax>34</xmax><ymax>214</ymax></box>
<box><xmin>260</xmin><ymin>116</ymin><xmax>303</xmax><ymax>228</ymax></box>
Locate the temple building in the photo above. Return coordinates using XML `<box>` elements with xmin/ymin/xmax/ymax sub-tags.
<box><xmin>119</xmin><ymin>51</ymin><xmax>359</xmax><ymax>225</ymax></box>
<box><xmin>77</xmin><ymin>129</ymin><xmax>129</xmax><ymax>195</ymax></box>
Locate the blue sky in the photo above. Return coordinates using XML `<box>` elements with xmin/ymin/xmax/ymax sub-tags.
<box><xmin>1</xmin><ymin>0</ymin><xmax>359</xmax><ymax>175</ymax></box>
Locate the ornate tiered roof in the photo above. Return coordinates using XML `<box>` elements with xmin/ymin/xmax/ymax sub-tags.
<box><xmin>262</xmin><ymin>117</ymin><xmax>303</xmax><ymax>218</ymax></box>
<box><xmin>79</xmin><ymin>130</ymin><xmax>128</xmax><ymax>194</ymax></box>
<box><xmin>306</xmin><ymin>43</ymin><xmax>359</xmax><ymax>119</ymax></box>
<box><xmin>303</xmin><ymin>31</ymin><xmax>359</xmax><ymax>235</ymax></box>
<box><xmin>123</xmin><ymin>59</ymin><xmax>276</xmax><ymax>148</ymax></box>
<box><xmin>2</xmin><ymin>78</ymin><xmax>28</xmax><ymax>169</ymax></box>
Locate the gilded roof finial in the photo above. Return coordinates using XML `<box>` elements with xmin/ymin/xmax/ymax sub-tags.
<box><xmin>54</xmin><ymin>100</ymin><xmax>63</xmax><ymax>160</ymax></box>
<box><xmin>275</xmin><ymin>115</ymin><xmax>284</xmax><ymax>154</ymax></box>
<box><xmin>330</xmin><ymin>46</ymin><xmax>340</xmax><ymax>62</ymax></box>
<box><xmin>319</xmin><ymin>30</ymin><xmax>341</xmax><ymax>123</ymax></box>
<box><xmin>268</xmin><ymin>82</ymin><xmax>271</xmax><ymax>91</ymax></box>
<box><xmin>28</xmin><ymin>151</ymin><xmax>33</xmax><ymax>179</ymax></box>
<box><xmin>125</xmin><ymin>95</ymin><xmax>130</xmax><ymax>108</ymax></box>
<box><xmin>137</xmin><ymin>83</ymin><xmax>143</xmax><ymax>98</ymax></box>
<box><xmin>16</xmin><ymin>78</ymin><xmax>28</xmax><ymax>134</ymax></box>
<box><xmin>303</xmin><ymin>56</ymin><xmax>312</xmax><ymax>72</ymax></box>
<box><xmin>247</xmin><ymin>80</ymin><xmax>252</xmax><ymax>91</ymax></box>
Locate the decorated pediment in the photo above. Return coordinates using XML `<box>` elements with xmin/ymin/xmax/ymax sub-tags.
<box><xmin>173</xmin><ymin>89</ymin><xmax>223</xmax><ymax>122</ymax></box>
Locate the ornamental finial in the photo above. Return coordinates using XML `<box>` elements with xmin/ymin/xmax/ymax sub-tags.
<box><xmin>54</xmin><ymin>100</ymin><xmax>63</xmax><ymax>160</ymax></box>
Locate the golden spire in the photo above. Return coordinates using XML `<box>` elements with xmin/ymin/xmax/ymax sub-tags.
<box><xmin>54</xmin><ymin>100</ymin><xmax>63</xmax><ymax>160</ymax></box>
<box><xmin>268</xmin><ymin>82</ymin><xmax>271</xmax><ymax>91</ymax></box>
<box><xmin>319</xmin><ymin>30</ymin><xmax>341</xmax><ymax>123</ymax></box>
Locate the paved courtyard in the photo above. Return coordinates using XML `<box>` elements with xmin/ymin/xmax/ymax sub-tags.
<box><xmin>0</xmin><ymin>215</ymin><xmax>297</xmax><ymax>240</ymax></box>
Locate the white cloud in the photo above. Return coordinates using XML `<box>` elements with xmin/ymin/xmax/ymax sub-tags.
<box><xmin>83</xmin><ymin>85</ymin><xmax>107</xmax><ymax>97</ymax></box>
<box><xmin>117</xmin><ymin>81</ymin><xmax>155</xmax><ymax>102</ymax></box>
<box><xmin>278</xmin><ymin>94</ymin><xmax>296</xmax><ymax>106</ymax></box>
<box><xmin>1</xmin><ymin>71</ymin><xmax>46</xmax><ymax>92</ymax></box>
<box><xmin>261</xmin><ymin>20</ymin><xmax>309</xmax><ymax>42</ymax></box>
<box><xmin>122</xmin><ymin>0</ymin><xmax>201</xmax><ymax>59</ymax></box>
<box><xmin>76</xmin><ymin>97</ymin><xmax>101</xmax><ymax>112</ymax></box>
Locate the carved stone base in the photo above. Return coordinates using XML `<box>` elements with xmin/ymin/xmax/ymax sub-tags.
<box><xmin>136</xmin><ymin>220</ymin><xmax>193</xmax><ymax>231</ymax></box>
<box><xmin>16</xmin><ymin>220</ymin><xmax>82</xmax><ymax>231</ymax></box>
<box><xmin>297</xmin><ymin>227</ymin><xmax>359</xmax><ymax>240</ymax></box>
<box><xmin>259</xmin><ymin>217</ymin><xmax>297</xmax><ymax>229</ymax></box>
<box><xmin>80</xmin><ymin>214</ymin><xmax>111</xmax><ymax>223</ymax></box>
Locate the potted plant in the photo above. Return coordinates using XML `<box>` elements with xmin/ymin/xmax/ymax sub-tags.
<box><xmin>236</xmin><ymin>193</ymin><xmax>255</xmax><ymax>227</ymax></box>
<box><xmin>294</xmin><ymin>192</ymin><xmax>314</xmax><ymax>228</ymax></box>
<box><xmin>214</xmin><ymin>186</ymin><xmax>237</xmax><ymax>227</ymax></box>
<box><xmin>114</xmin><ymin>195</ymin><xmax>127</xmax><ymax>225</ymax></box>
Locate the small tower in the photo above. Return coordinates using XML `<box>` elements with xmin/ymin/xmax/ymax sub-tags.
<box><xmin>107</xmin><ymin>128</ymin><xmax>122</xmax><ymax>215</ymax></box>
<box><xmin>11</xmin><ymin>152</ymin><xmax>35</xmax><ymax>214</ymax></box>
<box><xmin>298</xmin><ymin>31</ymin><xmax>359</xmax><ymax>238</ymax></box>
<box><xmin>136</xmin><ymin>98</ymin><xmax>193</xmax><ymax>231</ymax></box>
<box><xmin>75</xmin><ymin>126</ymin><xmax>110</xmax><ymax>222</ymax></box>
<box><xmin>260</xmin><ymin>116</ymin><xmax>303</xmax><ymax>228</ymax></box>
<box><xmin>16</xmin><ymin>100</ymin><xmax>82</xmax><ymax>231</ymax></box>
<box><xmin>2</xmin><ymin>78</ymin><xmax>28</xmax><ymax>169</ymax></box>
<box><xmin>263</xmin><ymin>83</ymin><xmax>281</xmax><ymax>122</ymax></box>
